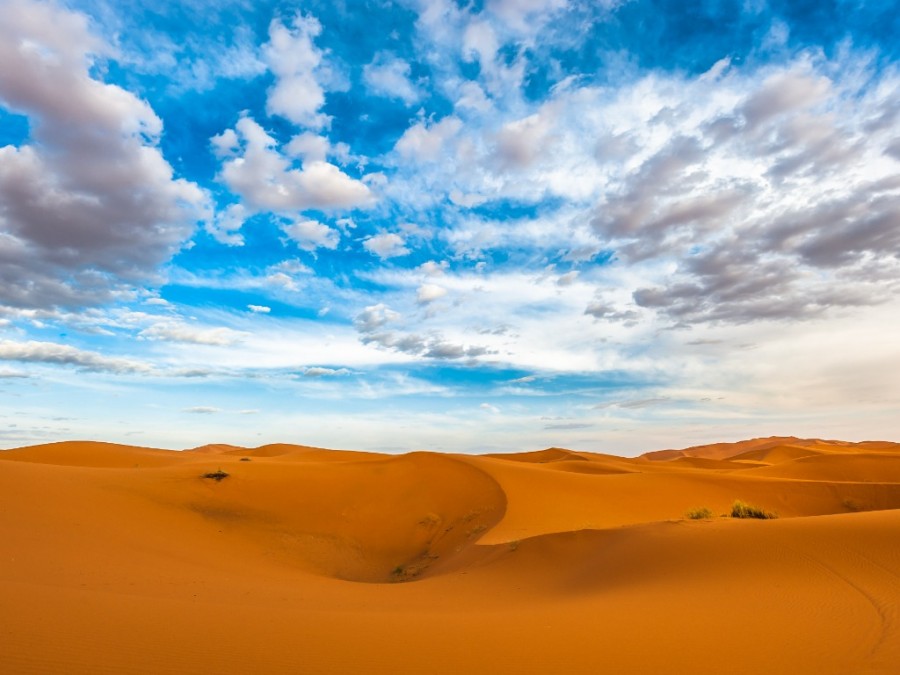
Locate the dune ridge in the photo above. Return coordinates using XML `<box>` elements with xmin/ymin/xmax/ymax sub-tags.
<box><xmin>2</xmin><ymin>436</ymin><xmax>899</xmax><ymax>674</ymax></box>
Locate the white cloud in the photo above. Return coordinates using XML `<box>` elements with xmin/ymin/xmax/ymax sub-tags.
<box><xmin>247</xmin><ymin>304</ymin><xmax>271</xmax><ymax>314</ymax></box>
<box><xmin>740</xmin><ymin>68</ymin><xmax>831</xmax><ymax>130</ymax></box>
<box><xmin>285</xmin><ymin>132</ymin><xmax>331</xmax><ymax>162</ymax></box>
<box><xmin>462</xmin><ymin>20</ymin><xmax>499</xmax><ymax>69</ymax></box>
<box><xmin>556</xmin><ymin>271</ymin><xmax>579</xmax><ymax>286</ymax></box>
<box><xmin>486</xmin><ymin>0</ymin><xmax>569</xmax><ymax>33</ymax></box>
<box><xmin>169</xmin><ymin>260</ymin><xmax>313</xmax><ymax>295</ymax></box>
<box><xmin>0</xmin><ymin>0</ymin><xmax>209</xmax><ymax>310</ymax></box>
<box><xmin>217</xmin><ymin>116</ymin><xmax>373</xmax><ymax>214</ymax></box>
<box><xmin>282</xmin><ymin>218</ymin><xmax>340</xmax><ymax>251</ymax></box>
<box><xmin>509</xmin><ymin>375</ymin><xmax>536</xmax><ymax>383</ymax></box>
<box><xmin>418</xmin><ymin>261</ymin><xmax>448</xmax><ymax>276</ymax></box>
<box><xmin>363</xmin><ymin>52</ymin><xmax>420</xmax><ymax>104</ymax></box>
<box><xmin>416</xmin><ymin>283</ymin><xmax>448</xmax><ymax>304</ymax></box>
<box><xmin>495</xmin><ymin>109</ymin><xmax>556</xmax><ymax>168</ymax></box>
<box><xmin>182</xmin><ymin>406</ymin><xmax>220</xmax><ymax>414</ymax></box>
<box><xmin>303</xmin><ymin>366</ymin><xmax>351</xmax><ymax>377</ymax></box>
<box><xmin>140</xmin><ymin>322</ymin><xmax>244</xmax><ymax>346</ymax></box>
<box><xmin>207</xmin><ymin>203</ymin><xmax>248</xmax><ymax>246</ymax></box>
<box><xmin>385</xmin><ymin>49</ymin><xmax>900</xmax><ymax>331</ymax></box>
<box><xmin>354</xmin><ymin>304</ymin><xmax>401</xmax><ymax>333</ymax></box>
<box><xmin>363</xmin><ymin>232</ymin><xmax>410</xmax><ymax>259</ymax></box>
<box><xmin>0</xmin><ymin>340</ymin><xmax>151</xmax><ymax>374</ymax></box>
<box><xmin>210</xmin><ymin>128</ymin><xmax>240</xmax><ymax>157</ymax></box>
<box><xmin>455</xmin><ymin>81</ymin><xmax>492</xmax><ymax>112</ymax></box>
<box><xmin>394</xmin><ymin>116</ymin><xmax>463</xmax><ymax>162</ymax></box>
<box><xmin>263</xmin><ymin>13</ymin><xmax>329</xmax><ymax>129</ymax></box>
<box><xmin>262</xmin><ymin>260</ymin><xmax>313</xmax><ymax>291</ymax></box>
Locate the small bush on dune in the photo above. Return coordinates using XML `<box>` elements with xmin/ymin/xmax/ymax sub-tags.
<box><xmin>685</xmin><ymin>507</ymin><xmax>714</xmax><ymax>520</ymax></box>
<box><xmin>841</xmin><ymin>498</ymin><xmax>864</xmax><ymax>512</ymax></box>
<box><xmin>202</xmin><ymin>469</ymin><xmax>229</xmax><ymax>481</ymax></box>
<box><xmin>730</xmin><ymin>500</ymin><xmax>776</xmax><ymax>519</ymax></box>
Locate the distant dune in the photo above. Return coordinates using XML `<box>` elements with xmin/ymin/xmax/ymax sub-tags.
<box><xmin>2</xmin><ymin>437</ymin><xmax>900</xmax><ymax>674</ymax></box>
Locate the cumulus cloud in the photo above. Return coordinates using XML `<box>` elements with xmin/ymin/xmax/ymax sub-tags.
<box><xmin>285</xmin><ymin>132</ymin><xmax>331</xmax><ymax>162</ymax></box>
<box><xmin>383</xmin><ymin>51</ymin><xmax>900</xmax><ymax>328</ymax></box>
<box><xmin>418</xmin><ymin>261</ymin><xmax>448</xmax><ymax>276</ymax></box>
<box><xmin>354</xmin><ymin>304</ymin><xmax>491</xmax><ymax>361</ymax></box>
<box><xmin>584</xmin><ymin>300</ymin><xmax>640</xmax><ymax>324</ymax></box>
<box><xmin>248</xmin><ymin>304</ymin><xmax>271</xmax><ymax>314</ymax></box>
<box><xmin>363</xmin><ymin>52</ymin><xmax>420</xmax><ymax>104</ymax></box>
<box><xmin>207</xmin><ymin>203</ymin><xmax>248</xmax><ymax>246</ymax></box>
<box><xmin>739</xmin><ymin>69</ymin><xmax>831</xmax><ymax>131</ymax></box>
<box><xmin>381</xmin><ymin>23</ymin><xmax>900</xmax><ymax>333</ymax></box>
<box><xmin>362</xmin><ymin>330</ymin><xmax>491</xmax><ymax>360</ymax></box>
<box><xmin>586</xmin><ymin>58</ymin><xmax>900</xmax><ymax>325</ymax></box>
<box><xmin>354</xmin><ymin>304</ymin><xmax>401</xmax><ymax>333</ymax></box>
<box><xmin>218</xmin><ymin>116</ymin><xmax>373</xmax><ymax>213</ymax></box>
<box><xmin>262</xmin><ymin>259</ymin><xmax>313</xmax><ymax>291</ymax></box>
<box><xmin>283</xmin><ymin>218</ymin><xmax>340</xmax><ymax>251</ymax></box>
<box><xmin>425</xmin><ymin>341</ymin><xmax>490</xmax><ymax>359</ymax></box>
<box><xmin>416</xmin><ymin>283</ymin><xmax>448</xmax><ymax>304</ymax></box>
<box><xmin>0</xmin><ymin>0</ymin><xmax>209</xmax><ymax>310</ymax></box>
<box><xmin>0</xmin><ymin>340</ymin><xmax>151</xmax><ymax>374</ymax></box>
<box><xmin>363</xmin><ymin>232</ymin><xmax>410</xmax><ymax>259</ymax></box>
<box><xmin>263</xmin><ymin>13</ymin><xmax>329</xmax><ymax>129</ymax></box>
<box><xmin>394</xmin><ymin>116</ymin><xmax>463</xmax><ymax>162</ymax></box>
<box><xmin>462</xmin><ymin>19</ymin><xmax>499</xmax><ymax>70</ymax></box>
<box><xmin>455</xmin><ymin>80</ymin><xmax>492</xmax><ymax>113</ymax></box>
<box><xmin>207</xmin><ymin>13</ymin><xmax>375</xmax><ymax>246</ymax></box>
<box><xmin>495</xmin><ymin>110</ymin><xmax>556</xmax><ymax>168</ymax></box>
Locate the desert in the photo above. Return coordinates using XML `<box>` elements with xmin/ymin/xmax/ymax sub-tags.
<box><xmin>4</xmin><ymin>0</ymin><xmax>900</xmax><ymax>673</ymax></box>
<box><xmin>2</xmin><ymin>436</ymin><xmax>899</xmax><ymax>674</ymax></box>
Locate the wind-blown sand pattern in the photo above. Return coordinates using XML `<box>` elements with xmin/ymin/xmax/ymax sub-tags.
<box><xmin>2</xmin><ymin>437</ymin><xmax>900</xmax><ymax>674</ymax></box>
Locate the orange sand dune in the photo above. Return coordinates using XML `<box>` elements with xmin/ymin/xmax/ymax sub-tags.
<box><xmin>2</xmin><ymin>437</ymin><xmax>900</xmax><ymax>674</ymax></box>
<box><xmin>643</xmin><ymin>435</ymin><xmax>900</xmax><ymax>462</ymax></box>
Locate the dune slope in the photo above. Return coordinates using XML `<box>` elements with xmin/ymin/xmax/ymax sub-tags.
<box><xmin>1</xmin><ymin>437</ymin><xmax>899</xmax><ymax>674</ymax></box>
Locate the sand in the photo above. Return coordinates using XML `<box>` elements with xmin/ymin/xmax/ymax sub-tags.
<box><xmin>2</xmin><ymin>436</ymin><xmax>899</xmax><ymax>674</ymax></box>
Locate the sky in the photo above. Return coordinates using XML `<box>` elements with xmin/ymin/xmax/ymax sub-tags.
<box><xmin>1</xmin><ymin>0</ymin><xmax>899</xmax><ymax>455</ymax></box>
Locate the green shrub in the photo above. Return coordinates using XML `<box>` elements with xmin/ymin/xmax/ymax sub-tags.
<box><xmin>731</xmin><ymin>500</ymin><xmax>776</xmax><ymax>519</ymax></box>
<box><xmin>685</xmin><ymin>507</ymin><xmax>714</xmax><ymax>520</ymax></box>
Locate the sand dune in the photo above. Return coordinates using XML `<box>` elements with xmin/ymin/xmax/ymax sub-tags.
<box><xmin>2</xmin><ymin>437</ymin><xmax>900</xmax><ymax>674</ymax></box>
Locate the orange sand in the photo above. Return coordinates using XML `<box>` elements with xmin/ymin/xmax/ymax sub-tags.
<box><xmin>2</xmin><ymin>436</ymin><xmax>899</xmax><ymax>674</ymax></box>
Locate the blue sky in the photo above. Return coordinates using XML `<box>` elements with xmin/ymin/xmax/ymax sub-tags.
<box><xmin>1</xmin><ymin>0</ymin><xmax>899</xmax><ymax>454</ymax></box>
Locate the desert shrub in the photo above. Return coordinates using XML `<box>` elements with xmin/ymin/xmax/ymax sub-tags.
<box><xmin>685</xmin><ymin>507</ymin><xmax>714</xmax><ymax>520</ymax></box>
<box><xmin>841</xmin><ymin>498</ymin><xmax>864</xmax><ymax>512</ymax></box>
<box><xmin>731</xmin><ymin>500</ymin><xmax>776</xmax><ymax>519</ymax></box>
<box><xmin>202</xmin><ymin>469</ymin><xmax>230</xmax><ymax>481</ymax></box>
<box><xmin>239</xmin><ymin>457</ymin><xmax>251</xmax><ymax>462</ymax></box>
